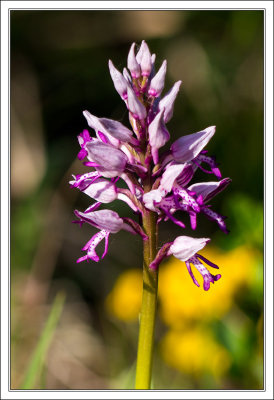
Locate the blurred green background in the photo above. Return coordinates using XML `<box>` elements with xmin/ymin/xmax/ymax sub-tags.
<box><xmin>10</xmin><ymin>10</ymin><xmax>264</xmax><ymax>390</ymax></box>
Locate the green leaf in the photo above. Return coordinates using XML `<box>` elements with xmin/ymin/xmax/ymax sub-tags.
<box><xmin>20</xmin><ymin>292</ymin><xmax>66</xmax><ymax>389</ymax></box>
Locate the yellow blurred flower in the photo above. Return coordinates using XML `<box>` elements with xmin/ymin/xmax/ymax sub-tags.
<box><xmin>105</xmin><ymin>268</ymin><xmax>142</xmax><ymax>321</ymax></box>
<box><xmin>160</xmin><ymin>326</ymin><xmax>231</xmax><ymax>378</ymax></box>
<box><xmin>105</xmin><ymin>245</ymin><xmax>259</xmax><ymax>327</ymax></box>
<box><xmin>158</xmin><ymin>245</ymin><xmax>257</xmax><ymax>327</ymax></box>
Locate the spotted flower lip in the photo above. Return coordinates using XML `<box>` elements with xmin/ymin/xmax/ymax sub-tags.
<box><xmin>193</xmin><ymin>153</ymin><xmax>222</xmax><ymax>179</ymax></box>
<box><xmin>69</xmin><ymin>171</ymin><xmax>100</xmax><ymax>189</ymax></box>
<box><xmin>71</xmin><ymin>40</ymin><xmax>230</xmax><ymax>291</ymax></box>
<box><xmin>77</xmin><ymin>230</ymin><xmax>110</xmax><ymax>263</ymax></box>
<box><xmin>185</xmin><ymin>256</ymin><xmax>221</xmax><ymax>291</ymax></box>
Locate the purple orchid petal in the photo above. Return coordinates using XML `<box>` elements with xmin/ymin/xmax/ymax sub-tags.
<box><xmin>136</xmin><ymin>40</ymin><xmax>152</xmax><ymax>77</ymax></box>
<box><xmin>197</xmin><ymin>195</ymin><xmax>203</xmax><ymax>205</ymax></box>
<box><xmin>202</xmin><ymin>207</ymin><xmax>229</xmax><ymax>233</ymax></box>
<box><xmin>168</xmin><ymin>236</ymin><xmax>210</xmax><ymax>262</ymax></box>
<box><xmin>123</xmin><ymin>67</ymin><xmax>133</xmax><ymax>85</ymax></box>
<box><xmin>192</xmin><ymin>159</ymin><xmax>213</xmax><ymax>175</ymax></box>
<box><xmin>74</xmin><ymin>209</ymin><xmax>124</xmax><ymax>233</ymax></box>
<box><xmin>127</xmin><ymin>42</ymin><xmax>141</xmax><ymax>79</ymax></box>
<box><xmin>84</xmin><ymin>202</ymin><xmax>102</xmax><ymax>213</ymax></box>
<box><xmin>77</xmin><ymin>129</ymin><xmax>91</xmax><ymax>146</ymax></box>
<box><xmin>173</xmin><ymin>187</ymin><xmax>201</xmax><ymax>212</ymax></box>
<box><xmin>148</xmin><ymin>60</ymin><xmax>167</xmax><ymax>98</ymax></box>
<box><xmin>171</xmin><ymin>126</ymin><xmax>216</xmax><ymax>163</ymax></box>
<box><xmin>119</xmin><ymin>144</ymin><xmax>136</xmax><ymax>164</ymax></box>
<box><xmin>188</xmin><ymin>178</ymin><xmax>232</xmax><ymax>203</ymax></box>
<box><xmin>159</xmin><ymin>195</ymin><xmax>177</xmax><ymax>212</ymax></box>
<box><xmin>212</xmin><ymin>166</ymin><xmax>222</xmax><ymax>179</ymax></box>
<box><xmin>117</xmin><ymin>191</ymin><xmax>139</xmax><ymax>212</ymax></box>
<box><xmin>159</xmin><ymin>206</ymin><xmax>186</xmax><ymax>228</ymax></box>
<box><xmin>86</xmin><ymin>141</ymin><xmax>127</xmax><ymax>178</ymax></box>
<box><xmin>83</xmin><ymin>111</ymin><xmax>134</xmax><ymax>145</ymax></box>
<box><xmin>194</xmin><ymin>154</ymin><xmax>222</xmax><ymax>179</ymax></box>
<box><xmin>83</xmin><ymin>161</ymin><xmax>101</xmax><ymax>168</ymax></box>
<box><xmin>196</xmin><ymin>253</ymin><xmax>219</xmax><ymax>269</ymax></box>
<box><xmin>120</xmin><ymin>172</ymin><xmax>137</xmax><ymax>195</ymax></box>
<box><xmin>148</xmin><ymin>108</ymin><xmax>170</xmax><ymax>164</ymax></box>
<box><xmin>99</xmin><ymin>118</ymin><xmax>133</xmax><ymax>144</ymax></box>
<box><xmin>149</xmin><ymin>53</ymin><xmax>156</xmax><ymax>81</ymax></box>
<box><xmin>176</xmin><ymin>163</ymin><xmax>197</xmax><ymax>187</ymax></box>
<box><xmin>77</xmin><ymin>129</ymin><xmax>93</xmax><ymax>159</ymax></box>
<box><xmin>108</xmin><ymin>60</ymin><xmax>129</xmax><ymax>100</ymax></box>
<box><xmin>189</xmin><ymin>211</ymin><xmax>197</xmax><ymax>230</ymax></box>
<box><xmin>101</xmin><ymin>231</ymin><xmax>110</xmax><ymax>259</ymax></box>
<box><xmin>173</xmin><ymin>197</ymin><xmax>198</xmax><ymax>230</ymax></box>
<box><xmin>185</xmin><ymin>261</ymin><xmax>200</xmax><ymax>287</ymax></box>
<box><xmin>135</xmin><ymin>40</ymin><xmax>145</xmax><ymax>63</ymax></box>
<box><xmin>127</xmin><ymin>162</ymin><xmax>148</xmax><ymax>178</ymax></box>
<box><xmin>97</xmin><ymin>131</ymin><xmax>109</xmax><ymax>144</ymax></box>
<box><xmin>160</xmin><ymin>163</ymin><xmax>186</xmax><ymax>193</ymax></box>
<box><xmin>127</xmin><ymin>86</ymin><xmax>147</xmax><ymax>120</ymax></box>
<box><xmin>82</xmin><ymin>179</ymin><xmax>118</xmax><ymax>203</ymax></box>
<box><xmin>143</xmin><ymin>188</ymin><xmax>166</xmax><ymax>212</ymax></box>
<box><xmin>77</xmin><ymin>148</ymin><xmax>88</xmax><ymax>160</ymax></box>
<box><xmin>158</xmin><ymin>81</ymin><xmax>182</xmax><ymax>123</ymax></box>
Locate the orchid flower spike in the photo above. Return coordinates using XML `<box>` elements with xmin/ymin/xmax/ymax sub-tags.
<box><xmin>71</xmin><ymin>40</ymin><xmax>230</xmax><ymax>295</ymax></box>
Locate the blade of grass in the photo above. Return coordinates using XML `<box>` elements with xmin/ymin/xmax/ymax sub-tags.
<box><xmin>20</xmin><ymin>291</ymin><xmax>66</xmax><ymax>389</ymax></box>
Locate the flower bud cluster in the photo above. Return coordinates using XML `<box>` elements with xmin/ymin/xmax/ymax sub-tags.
<box><xmin>71</xmin><ymin>40</ymin><xmax>231</xmax><ymax>291</ymax></box>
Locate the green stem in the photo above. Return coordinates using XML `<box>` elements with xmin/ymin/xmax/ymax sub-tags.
<box><xmin>135</xmin><ymin>209</ymin><xmax>158</xmax><ymax>390</ymax></box>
